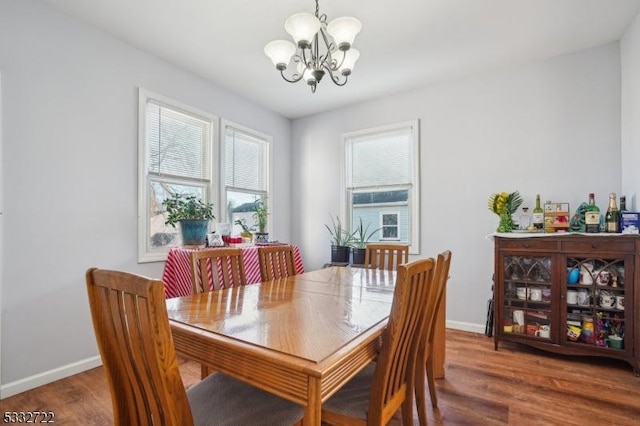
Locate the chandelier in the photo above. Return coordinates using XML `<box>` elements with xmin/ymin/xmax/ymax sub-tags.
<box><xmin>264</xmin><ymin>0</ymin><xmax>362</xmax><ymax>93</ymax></box>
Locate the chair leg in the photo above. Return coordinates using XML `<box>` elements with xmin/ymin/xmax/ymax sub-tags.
<box><xmin>401</xmin><ymin>397</ymin><xmax>414</xmax><ymax>426</ymax></box>
<box><xmin>426</xmin><ymin>355</ymin><xmax>438</xmax><ymax>408</ymax></box>
<box><xmin>414</xmin><ymin>359</ymin><xmax>428</xmax><ymax>426</ymax></box>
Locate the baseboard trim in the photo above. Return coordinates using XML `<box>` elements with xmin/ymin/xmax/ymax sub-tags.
<box><xmin>0</xmin><ymin>356</ymin><xmax>102</xmax><ymax>399</ymax></box>
<box><xmin>1</xmin><ymin>322</ymin><xmax>488</xmax><ymax>399</ymax></box>
<box><xmin>446</xmin><ymin>320</ymin><xmax>487</xmax><ymax>335</ymax></box>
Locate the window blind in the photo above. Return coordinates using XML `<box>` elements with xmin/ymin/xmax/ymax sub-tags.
<box><xmin>225</xmin><ymin>127</ymin><xmax>266</xmax><ymax>192</ymax></box>
<box><xmin>147</xmin><ymin>101</ymin><xmax>211</xmax><ymax>180</ymax></box>
<box><xmin>347</xmin><ymin>126</ymin><xmax>412</xmax><ymax>188</ymax></box>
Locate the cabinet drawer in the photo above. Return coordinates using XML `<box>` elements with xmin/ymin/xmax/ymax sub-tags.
<box><xmin>561</xmin><ymin>239</ymin><xmax>635</xmax><ymax>254</ymax></box>
<box><xmin>496</xmin><ymin>238</ymin><xmax>557</xmax><ymax>251</ymax></box>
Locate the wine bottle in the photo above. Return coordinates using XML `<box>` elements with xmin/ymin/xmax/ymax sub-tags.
<box><xmin>585</xmin><ymin>193</ymin><xmax>600</xmax><ymax>233</ymax></box>
<box><xmin>532</xmin><ymin>195</ymin><xmax>544</xmax><ymax>230</ymax></box>
<box><xmin>620</xmin><ymin>195</ymin><xmax>626</xmax><ymax>212</ymax></box>
<box><xmin>605</xmin><ymin>193</ymin><xmax>620</xmax><ymax>233</ymax></box>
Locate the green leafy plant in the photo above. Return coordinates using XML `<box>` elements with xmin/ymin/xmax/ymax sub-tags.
<box><xmin>162</xmin><ymin>194</ymin><xmax>215</xmax><ymax>228</ymax></box>
<box><xmin>325</xmin><ymin>215</ymin><xmax>355</xmax><ymax>247</ymax></box>
<box><xmin>352</xmin><ymin>217</ymin><xmax>381</xmax><ymax>249</ymax></box>
<box><xmin>234</xmin><ymin>218</ymin><xmax>252</xmax><ymax>234</ymax></box>
<box><xmin>253</xmin><ymin>197</ymin><xmax>269</xmax><ymax>233</ymax></box>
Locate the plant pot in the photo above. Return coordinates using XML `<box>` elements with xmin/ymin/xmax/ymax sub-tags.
<box><xmin>331</xmin><ymin>245</ymin><xmax>351</xmax><ymax>263</ymax></box>
<box><xmin>179</xmin><ymin>220</ymin><xmax>209</xmax><ymax>246</ymax></box>
<box><xmin>352</xmin><ymin>247</ymin><xmax>366</xmax><ymax>265</ymax></box>
<box><xmin>254</xmin><ymin>232</ymin><xmax>269</xmax><ymax>243</ymax></box>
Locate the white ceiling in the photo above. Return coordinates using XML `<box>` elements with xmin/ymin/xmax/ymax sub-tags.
<box><xmin>40</xmin><ymin>0</ymin><xmax>640</xmax><ymax>119</ymax></box>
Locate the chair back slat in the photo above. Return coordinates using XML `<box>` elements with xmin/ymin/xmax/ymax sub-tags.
<box><xmin>86</xmin><ymin>268</ymin><xmax>194</xmax><ymax>426</ymax></box>
<box><xmin>258</xmin><ymin>245</ymin><xmax>296</xmax><ymax>281</ymax></box>
<box><xmin>364</xmin><ymin>243</ymin><xmax>409</xmax><ymax>271</ymax></box>
<box><xmin>190</xmin><ymin>248</ymin><xmax>247</xmax><ymax>292</ymax></box>
<box><xmin>367</xmin><ymin>257</ymin><xmax>435</xmax><ymax>424</ymax></box>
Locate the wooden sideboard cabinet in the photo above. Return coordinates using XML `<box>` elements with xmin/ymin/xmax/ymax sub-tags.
<box><xmin>493</xmin><ymin>234</ymin><xmax>639</xmax><ymax>374</ymax></box>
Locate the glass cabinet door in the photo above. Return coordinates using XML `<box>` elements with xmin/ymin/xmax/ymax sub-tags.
<box><xmin>565</xmin><ymin>256</ymin><xmax>627</xmax><ymax>351</ymax></box>
<box><xmin>502</xmin><ymin>255</ymin><xmax>552</xmax><ymax>340</ymax></box>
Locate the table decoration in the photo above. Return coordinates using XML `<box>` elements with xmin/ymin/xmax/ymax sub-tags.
<box><xmin>488</xmin><ymin>191</ymin><xmax>523</xmax><ymax>232</ymax></box>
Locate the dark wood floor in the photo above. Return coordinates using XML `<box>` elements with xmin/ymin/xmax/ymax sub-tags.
<box><xmin>2</xmin><ymin>329</ymin><xmax>639</xmax><ymax>425</ymax></box>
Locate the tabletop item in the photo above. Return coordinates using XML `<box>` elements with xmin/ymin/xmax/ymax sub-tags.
<box><xmin>533</xmin><ymin>194</ymin><xmax>544</xmax><ymax>230</ymax></box>
<box><xmin>605</xmin><ymin>192</ymin><xmax>620</xmax><ymax>233</ymax></box>
<box><xmin>585</xmin><ymin>193</ymin><xmax>601</xmax><ymax>233</ymax></box>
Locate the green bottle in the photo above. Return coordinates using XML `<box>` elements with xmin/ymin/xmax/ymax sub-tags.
<box><xmin>585</xmin><ymin>193</ymin><xmax>600</xmax><ymax>233</ymax></box>
<box><xmin>532</xmin><ymin>195</ymin><xmax>544</xmax><ymax>230</ymax></box>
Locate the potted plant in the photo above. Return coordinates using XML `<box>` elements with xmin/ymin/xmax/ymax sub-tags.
<box><xmin>253</xmin><ymin>197</ymin><xmax>269</xmax><ymax>243</ymax></box>
<box><xmin>234</xmin><ymin>218</ymin><xmax>253</xmax><ymax>241</ymax></box>
<box><xmin>162</xmin><ymin>194</ymin><xmax>215</xmax><ymax>246</ymax></box>
<box><xmin>351</xmin><ymin>218</ymin><xmax>381</xmax><ymax>265</ymax></box>
<box><xmin>325</xmin><ymin>215</ymin><xmax>355</xmax><ymax>263</ymax></box>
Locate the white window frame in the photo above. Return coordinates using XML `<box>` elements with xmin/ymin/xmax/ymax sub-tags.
<box><xmin>220</xmin><ymin>119</ymin><xmax>271</xmax><ymax>230</ymax></box>
<box><xmin>341</xmin><ymin>120</ymin><xmax>420</xmax><ymax>254</ymax></box>
<box><xmin>137</xmin><ymin>88</ymin><xmax>218</xmax><ymax>263</ymax></box>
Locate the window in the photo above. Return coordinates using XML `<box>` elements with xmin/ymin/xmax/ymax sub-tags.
<box><xmin>381</xmin><ymin>212</ymin><xmax>400</xmax><ymax>240</ymax></box>
<box><xmin>343</xmin><ymin>120</ymin><xmax>420</xmax><ymax>253</ymax></box>
<box><xmin>138</xmin><ymin>88</ymin><xmax>218</xmax><ymax>262</ymax></box>
<box><xmin>221</xmin><ymin>120</ymin><xmax>270</xmax><ymax>233</ymax></box>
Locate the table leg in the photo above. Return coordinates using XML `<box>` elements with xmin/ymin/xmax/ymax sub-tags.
<box><xmin>304</xmin><ymin>377</ymin><xmax>322</xmax><ymax>425</ymax></box>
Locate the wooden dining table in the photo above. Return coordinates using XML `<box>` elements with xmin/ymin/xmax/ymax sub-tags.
<box><xmin>166</xmin><ymin>266</ymin><xmax>445</xmax><ymax>425</ymax></box>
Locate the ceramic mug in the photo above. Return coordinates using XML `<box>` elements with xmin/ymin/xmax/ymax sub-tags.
<box><xmin>615</xmin><ymin>295</ymin><xmax>625</xmax><ymax>310</ymax></box>
<box><xmin>599</xmin><ymin>294</ymin><xmax>616</xmax><ymax>308</ymax></box>
<box><xmin>579</xmin><ymin>264</ymin><xmax>594</xmax><ymax>285</ymax></box>
<box><xmin>595</xmin><ymin>270</ymin><xmax>610</xmax><ymax>286</ymax></box>
<box><xmin>516</xmin><ymin>287</ymin><xmax>527</xmax><ymax>300</ymax></box>
<box><xmin>535</xmin><ymin>325</ymin><xmax>550</xmax><ymax>339</ymax></box>
<box><xmin>530</xmin><ymin>287</ymin><xmax>543</xmax><ymax>302</ymax></box>
<box><xmin>577</xmin><ymin>290</ymin><xmax>590</xmax><ymax>306</ymax></box>
<box><xmin>566</xmin><ymin>290</ymin><xmax>578</xmax><ymax>305</ymax></box>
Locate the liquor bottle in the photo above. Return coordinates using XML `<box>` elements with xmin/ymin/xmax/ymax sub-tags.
<box><xmin>532</xmin><ymin>195</ymin><xmax>544</xmax><ymax>230</ymax></box>
<box><xmin>620</xmin><ymin>195</ymin><xmax>626</xmax><ymax>212</ymax></box>
<box><xmin>605</xmin><ymin>193</ymin><xmax>620</xmax><ymax>233</ymax></box>
<box><xmin>585</xmin><ymin>193</ymin><xmax>600</xmax><ymax>233</ymax></box>
<box><xmin>519</xmin><ymin>207</ymin><xmax>532</xmax><ymax>230</ymax></box>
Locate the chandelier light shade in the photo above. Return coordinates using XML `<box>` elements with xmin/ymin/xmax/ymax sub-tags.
<box><xmin>264</xmin><ymin>0</ymin><xmax>362</xmax><ymax>92</ymax></box>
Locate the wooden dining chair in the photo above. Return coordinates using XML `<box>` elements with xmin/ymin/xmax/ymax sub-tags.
<box><xmin>190</xmin><ymin>248</ymin><xmax>247</xmax><ymax>378</ymax></box>
<box><xmin>321</xmin><ymin>257</ymin><xmax>437</xmax><ymax>426</ymax></box>
<box><xmin>257</xmin><ymin>245</ymin><xmax>297</xmax><ymax>281</ymax></box>
<box><xmin>85</xmin><ymin>268</ymin><xmax>304</xmax><ymax>426</ymax></box>
<box><xmin>190</xmin><ymin>248</ymin><xmax>246</xmax><ymax>293</ymax></box>
<box><xmin>415</xmin><ymin>250</ymin><xmax>452</xmax><ymax>426</ymax></box>
<box><xmin>364</xmin><ymin>243</ymin><xmax>410</xmax><ymax>270</ymax></box>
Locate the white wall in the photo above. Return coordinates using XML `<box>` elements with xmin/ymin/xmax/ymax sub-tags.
<box><xmin>622</xmin><ymin>12</ymin><xmax>640</xmax><ymax>209</ymax></box>
<box><xmin>0</xmin><ymin>0</ymin><xmax>291</xmax><ymax>396</ymax></box>
<box><xmin>291</xmin><ymin>43</ymin><xmax>622</xmax><ymax>332</ymax></box>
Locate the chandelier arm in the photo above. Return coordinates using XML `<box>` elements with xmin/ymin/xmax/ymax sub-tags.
<box><xmin>279</xmin><ymin>68</ymin><xmax>305</xmax><ymax>83</ymax></box>
<box><xmin>323</xmin><ymin>64</ymin><xmax>349</xmax><ymax>86</ymax></box>
<box><xmin>317</xmin><ymin>28</ymin><xmax>335</xmax><ymax>69</ymax></box>
<box><xmin>300</xmin><ymin>48</ymin><xmax>311</xmax><ymax>68</ymax></box>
